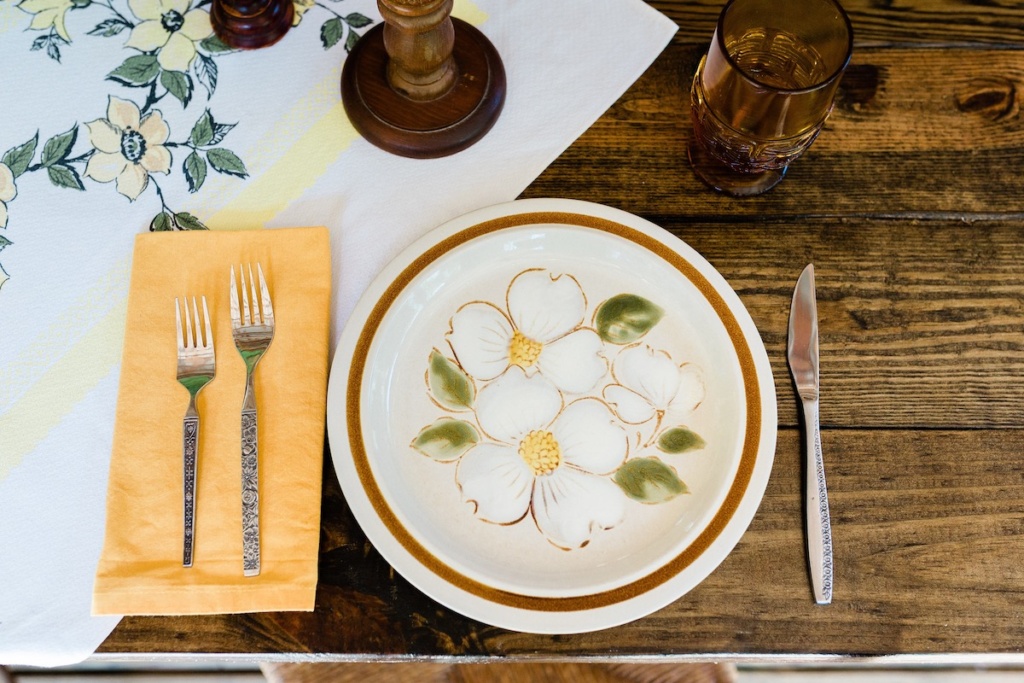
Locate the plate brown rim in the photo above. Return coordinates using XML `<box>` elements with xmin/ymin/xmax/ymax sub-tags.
<box><xmin>346</xmin><ymin>210</ymin><xmax>761</xmax><ymax>612</ymax></box>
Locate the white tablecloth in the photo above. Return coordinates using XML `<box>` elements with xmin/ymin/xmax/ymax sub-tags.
<box><xmin>0</xmin><ymin>0</ymin><xmax>676</xmax><ymax>665</ymax></box>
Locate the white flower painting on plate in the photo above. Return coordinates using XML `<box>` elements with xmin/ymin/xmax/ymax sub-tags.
<box><xmin>411</xmin><ymin>268</ymin><xmax>708</xmax><ymax>550</ymax></box>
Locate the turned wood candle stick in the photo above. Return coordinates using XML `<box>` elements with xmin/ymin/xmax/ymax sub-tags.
<box><xmin>383</xmin><ymin>0</ymin><xmax>457</xmax><ymax>101</ymax></box>
<box><xmin>210</xmin><ymin>0</ymin><xmax>293</xmax><ymax>50</ymax></box>
<box><xmin>341</xmin><ymin>0</ymin><xmax>506</xmax><ymax>158</ymax></box>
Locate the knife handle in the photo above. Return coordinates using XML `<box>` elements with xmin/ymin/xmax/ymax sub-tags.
<box><xmin>802</xmin><ymin>398</ymin><xmax>833</xmax><ymax>604</ymax></box>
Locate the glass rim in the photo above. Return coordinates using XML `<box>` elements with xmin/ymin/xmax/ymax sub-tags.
<box><xmin>714</xmin><ymin>0</ymin><xmax>854</xmax><ymax>95</ymax></box>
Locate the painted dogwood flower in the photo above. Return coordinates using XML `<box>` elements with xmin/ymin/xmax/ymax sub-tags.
<box><xmin>456</xmin><ymin>368</ymin><xmax>628</xmax><ymax>549</ymax></box>
<box><xmin>603</xmin><ymin>343</ymin><xmax>706</xmax><ymax>425</ymax></box>
<box><xmin>84</xmin><ymin>97</ymin><xmax>172</xmax><ymax>201</ymax></box>
<box><xmin>125</xmin><ymin>0</ymin><xmax>212</xmax><ymax>72</ymax></box>
<box><xmin>446</xmin><ymin>269</ymin><xmax>607</xmax><ymax>395</ymax></box>
<box><xmin>0</xmin><ymin>163</ymin><xmax>17</xmax><ymax>230</ymax></box>
<box><xmin>18</xmin><ymin>0</ymin><xmax>75</xmax><ymax>42</ymax></box>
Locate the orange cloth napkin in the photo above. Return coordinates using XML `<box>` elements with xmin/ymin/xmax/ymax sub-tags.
<box><xmin>93</xmin><ymin>227</ymin><xmax>330</xmax><ymax>615</ymax></box>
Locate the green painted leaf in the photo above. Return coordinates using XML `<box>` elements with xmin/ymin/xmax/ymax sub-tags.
<box><xmin>41</xmin><ymin>126</ymin><xmax>77</xmax><ymax>167</ymax></box>
<box><xmin>31</xmin><ymin>35</ymin><xmax>49</xmax><ymax>51</ymax></box>
<box><xmin>87</xmin><ymin>18</ymin><xmax>130</xmax><ymax>36</ymax></box>
<box><xmin>190</xmin><ymin>110</ymin><xmax>214</xmax><ymax>146</ymax></box>
<box><xmin>657</xmin><ymin>427</ymin><xmax>706</xmax><ymax>454</ymax></box>
<box><xmin>345</xmin><ymin>12</ymin><xmax>372</xmax><ymax>28</ymax></box>
<box><xmin>427</xmin><ymin>349</ymin><xmax>475</xmax><ymax>410</ymax></box>
<box><xmin>320</xmin><ymin>17</ymin><xmax>344</xmax><ymax>49</ymax></box>
<box><xmin>412</xmin><ymin>418</ymin><xmax>479</xmax><ymax>461</ymax></box>
<box><xmin>595</xmin><ymin>294</ymin><xmax>665</xmax><ymax>344</ymax></box>
<box><xmin>174</xmin><ymin>211</ymin><xmax>208</xmax><ymax>230</ymax></box>
<box><xmin>206</xmin><ymin>148</ymin><xmax>248</xmax><ymax>177</ymax></box>
<box><xmin>345</xmin><ymin>27</ymin><xmax>359</xmax><ymax>52</ymax></box>
<box><xmin>0</xmin><ymin>235</ymin><xmax>12</xmax><ymax>251</ymax></box>
<box><xmin>199</xmin><ymin>35</ymin><xmax>233</xmax><ymax>53</ymax></box>
<box><xmin>183</xmin><ymin>151</ymin><xmax>207</xmax><ymax>192</ymax></box>
<box><xmin>150</xmin><ymin>212</ymin><xmax>173</xmax><ymax>231</ymax></box>
<box><xmin>107</xmin><ymin>55</ymin><xmax>160</xmax><ymax>86</ymax></box>
<box><xmin>3</xmin><ymin>133</ymin><xmax>38</xmax><ymax>177</ymax></box>
<box><xmin>194</xmin><ymin>53</ymin><xmax>218</xmax><ymax>96</ymax></box>
<box><xmin>46</xmin><ymin>164</ymin><xmax>84</xmax><ymax>190</ymax></box>
<box><xmin>613</xmin><ymin>457</ymin><xmax>688</xmax><ymax>504</ymax></box>
<box><xmin>161</xmin><ymin>69</ymin><xmax>193</xmax><ymax>107</ymax></box>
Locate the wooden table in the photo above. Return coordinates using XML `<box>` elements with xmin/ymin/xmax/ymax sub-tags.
<box><xmin>98</xmin><ymin>0</ymin><xmax>1024</xmax><ymax>663</ymax></box>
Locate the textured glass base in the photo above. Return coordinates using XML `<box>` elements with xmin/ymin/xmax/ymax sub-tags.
<box><xmin>688</xmin><ymin>137</ymin><xmax>788</xmax><ymax>197</ymax></box>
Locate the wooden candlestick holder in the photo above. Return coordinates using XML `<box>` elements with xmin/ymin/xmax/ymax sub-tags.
<box><xmin>211</xmin><ymin>0</ymin><xmax>293</xmax><ymax>50</ymax></box>
<box><xmin>341</xmin><ymin>0</ymin><xmax>506</xmax><ymax>159</ymax></box>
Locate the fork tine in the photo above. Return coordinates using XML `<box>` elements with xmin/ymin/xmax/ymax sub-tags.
<box><xmin>191</xmin><ymin>297</ymin><xmax>202</xmax><ymax>347</ymax></box>
<box><xmin>184</xmin><ymin>295</ymin><xmax>195</xmax><ymax>349</ymax></box>
<box><xmin>175</xmin><ymin>298</ymin><xmax>185</xmax><ymax>352</ymax></box>
<box><xmin>257</xmin><ymin>263</ymin><xmax>273</xmax><ymax>325</ymax></box>
<box><xmin>201</xmin><ymin>296</ymin><xmax>213</xmax><ymax>351</ymax></box>
<box><xmin>230</xmin><ymin>266</ymin><xmax>241</xmax><ymax>329</ymax></box>
<box><xmin>240</xmin><ymin>264</ymin><xmax>252</xmax><ymax>327</ymax></box>
<box><xmin>247</xmin><ymin>264</ymin><xmax>260</xmax><ymax>325</ymax></box>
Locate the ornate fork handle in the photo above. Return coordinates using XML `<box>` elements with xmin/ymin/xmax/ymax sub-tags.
<box><xmin>240</xmin><ymin>372</ymin><xmax>261</xmax><ymax>577</ymax></box>
<box><xmin>182</xmin><ymin>411</ymin><xmax>199</xmax><ymax>568</ymax></box>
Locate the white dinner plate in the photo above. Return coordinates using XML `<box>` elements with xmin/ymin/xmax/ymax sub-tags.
<box><xmin>326</xmin><ymin>198</ymin><xmax>777</xmax><ymax>633</ymax></box>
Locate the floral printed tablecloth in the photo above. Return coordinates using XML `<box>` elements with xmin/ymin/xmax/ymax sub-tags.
<box><xmin>0</xmin><ymin>0</ymin><xmax>676</xmax><ymax>666</ymax></box>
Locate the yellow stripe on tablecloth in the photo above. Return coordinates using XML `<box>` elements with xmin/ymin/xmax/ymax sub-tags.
<box><xmin>453</xmin><ymin>0</ymin><xmax>488</xmax><ymax>24</ymax></box>
<box><xmin>204</xmin><ymin>0</ymin><xmax>488</xmax><ymax>230</ymax></box>
<box><xmin>0</xmin><ymin>296</ymin><xmax>127</xmax><ymax>479</ymax></box>
<box><xmin>204</xmin><ymin>102</ymin><xmax>360</xmax><ymax>231</ymax></box>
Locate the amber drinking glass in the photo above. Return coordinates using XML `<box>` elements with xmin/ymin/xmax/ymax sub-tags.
<box><xmin>689</xmin><ymin>0</ymin><xmax>853</xmax><ymax>196</ymax></box>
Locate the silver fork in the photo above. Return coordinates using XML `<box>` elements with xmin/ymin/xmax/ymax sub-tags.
<box><xmin>229</xmin><ymin>263</ymin><xmax>275</xmax><ymax>577</ymax></box>
<box><xmin>175</xmin><ymin>296</ymin><xmax>215</xmax><ymax>568</ymax></box>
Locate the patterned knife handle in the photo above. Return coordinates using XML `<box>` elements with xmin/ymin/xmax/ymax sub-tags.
<box><xmin>241</xmin><ymin>402</ymin><xmax>261</xmax><ymax>577</ymax></box>
<box><xmin>803</xmin><ymin>397</ymin><xmax>833</xmax><ymax>604</ymax></box>
<box><xmin>183</xmin><ymin>414</ymin><xmax>198</xmax><ymax>568</ymax></box>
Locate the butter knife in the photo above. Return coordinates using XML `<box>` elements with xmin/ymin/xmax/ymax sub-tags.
<box><xmin>787</xmin><ymin>264</ymin><xmax>834</xmax><ymax>605</ymax></box>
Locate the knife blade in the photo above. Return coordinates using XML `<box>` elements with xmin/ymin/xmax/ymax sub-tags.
<box><xmin>787</xmin><ymin>263</ymin><xmax>834</xmax><ymax>605</ymax></box>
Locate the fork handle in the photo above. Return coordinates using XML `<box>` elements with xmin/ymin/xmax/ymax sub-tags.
<box><xmin>183</xmin><ymin>414</ymin><xmax>199</xmax><ymax>568</ymax></box>
<box><xmin>241</xmin><ymin>402</ymin><xmax>261</xmax><ymax>577</ymax></box>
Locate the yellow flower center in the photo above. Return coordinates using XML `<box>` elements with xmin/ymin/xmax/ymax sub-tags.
<box><xmin>508</xmin><ymin>330</ymin><xmax>543</xmax><ymax>368</ymax></box>
<box><xmin>518</xmin><ymin>430</ymin><xmax>561</xmax><ymax>476</ymax></box>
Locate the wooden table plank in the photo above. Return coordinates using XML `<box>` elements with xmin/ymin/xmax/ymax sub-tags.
<box><xmin>651</xmin><ymin>0</ymin><xmax>1024</xmax><ymax>46</ymax></box>
<box><xmin>523</xmin><ymin>45</ymin><xmax>1024</xmax><ymax>217</ymax></box>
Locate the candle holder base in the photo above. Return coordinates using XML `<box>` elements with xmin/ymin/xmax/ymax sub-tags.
<box><xmin>341</xmin><ymin>18</ymin><xmax>506</xmax><ymax>159</ymax></box>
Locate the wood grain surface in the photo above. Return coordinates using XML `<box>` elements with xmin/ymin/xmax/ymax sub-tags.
<box><xmin>98</xmin><ymin>0</ymin><xmax>1024</xmax><ymax>662</ymax></box>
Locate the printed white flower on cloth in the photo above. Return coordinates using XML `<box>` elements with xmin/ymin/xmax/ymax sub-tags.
<box><xmin>603</xmin><ymin>343</ymin><xmax>706</xmax><ymax>424</ymax></box>
<box><xmin>84</xmin><ymin>97</ymin><xmax>172</xmax><ymax>201</ymax></box>
<box><xmin>126</xmin><ymin>0</ymin><xmax>213</xmax><ymax>72</ymax></box>
<box><xmin>447</xmin><ymin>269</ymin><xmax>607</xmax><ymax>395</ymax></box>
<box><xmin>456</xmin><ymin>368</ymin><xmax>628</xmax><ymax>549</ymax></box>
<box><xmin>18</xmin><ymin>0</ymin><xmax>74</xmax><ymax>42</ymax></box>
<box><xmin>0</xmin><ymin>163</ymin><xmax>17</xmax><ymax>230</ymax></box>
<box><xmin>291</xmin><ymin>0</ymin><xmax>314</xmax><ymax>25</ymax></box>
